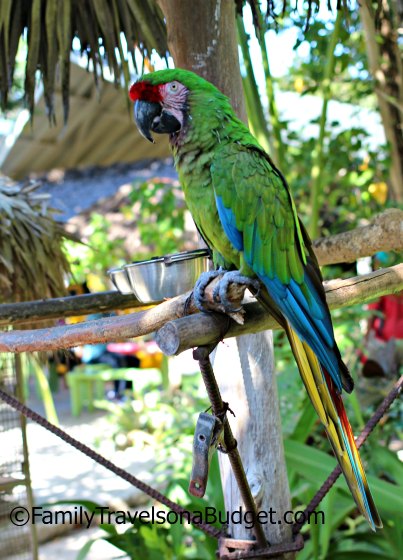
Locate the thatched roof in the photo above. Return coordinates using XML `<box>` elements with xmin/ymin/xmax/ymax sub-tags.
<box><xmin>0</xmin><ymin>175</ymin><xmax>69</xmax><ymax>303</ymax></box>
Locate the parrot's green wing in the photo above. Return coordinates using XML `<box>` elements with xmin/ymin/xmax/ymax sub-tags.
<box><xmin>211</xmin><ymin>142</ymin><xmax>348</xmax><ymax>392</ymax></box>
<box><xmin>211</xmin><ymin>143</ymin><xmax>307</xmax><ymax>284</ymax></box>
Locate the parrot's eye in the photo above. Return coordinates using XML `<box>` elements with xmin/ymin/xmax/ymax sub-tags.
<box><xmin>168</xmin><ymin>82</ymin><xmax>179</xmax><ymax>94</ymax></box>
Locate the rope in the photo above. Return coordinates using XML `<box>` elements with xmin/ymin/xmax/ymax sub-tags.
<box><xmin>0</xmin><ymin>387</ymin><xmax>221</xmax><ymax>540</ymax></box>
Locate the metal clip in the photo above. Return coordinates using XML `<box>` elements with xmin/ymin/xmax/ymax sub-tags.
<box><xmin>189</xmin><ymin>412</ymin><xmax>224</xmax><ymax>497</ymax></box>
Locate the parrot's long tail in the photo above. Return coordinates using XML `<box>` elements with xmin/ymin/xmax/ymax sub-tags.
<box><xmin>285</xmin><ymin>324</ymin><xmax>382</xmax><ymax>530</ymax></box>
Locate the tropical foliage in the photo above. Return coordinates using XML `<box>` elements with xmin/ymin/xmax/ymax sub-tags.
<box><xmin>64</xmin><ymin>179</ymin><xmax>188</xmax><ymax>287</ymax></box>
<box><xmin>238</xmin><ymin>4</ymin><xmax>392</xmax><ymax>239</ymax></box>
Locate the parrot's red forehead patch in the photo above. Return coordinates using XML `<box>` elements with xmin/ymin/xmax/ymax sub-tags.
<box><xmin>129</xmin><ymin>81</ymin><xmax>162</xmax><ymax>103</ymax></box>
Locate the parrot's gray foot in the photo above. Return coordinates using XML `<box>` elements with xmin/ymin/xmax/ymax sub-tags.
<box><xmin>213</xmin><ymin>271</ymin><xmax>260</xmax><ymax>313</ymax></box>
<box><xmin>194</xmin><ymin>268</ymin><xmax>224</xmax><ymax>312</ymax></box>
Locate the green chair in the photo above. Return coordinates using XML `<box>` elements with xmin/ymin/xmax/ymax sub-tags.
<box><xmin>66</xmin><ymin>364</ymin><xmax>161</xmax><ymax>416</ymax></box>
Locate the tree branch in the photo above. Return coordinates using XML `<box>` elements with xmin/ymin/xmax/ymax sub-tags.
<box><xmin>0</xmin><ymin>264</ymin><xmax>401</xmax><ymax>355</ymax></box>
<box><xmin>312</xmin><ymin>208</ymin><xmax>403</xmax><ymax>265</ymax></box>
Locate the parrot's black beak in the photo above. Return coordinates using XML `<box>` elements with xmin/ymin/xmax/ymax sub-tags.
<box><xmin>134</xmin><ymin>100</ymin><xmax>160</xmax><ymax>143</ymax></box>
<box><xmin>134</xmin><ymin>100</ymin><xmax>181</xmax><ymax>143</ymax></box>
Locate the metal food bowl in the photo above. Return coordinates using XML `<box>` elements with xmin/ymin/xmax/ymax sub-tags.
<box><xmin>108</xmin><ymin>267</ymin><xmax>133</xmax><ymax>294</ymax></box>
<box><xmin>108</xmin><ymin>249</ymin><xmax>210</xmax><ymax>303</ymax></box>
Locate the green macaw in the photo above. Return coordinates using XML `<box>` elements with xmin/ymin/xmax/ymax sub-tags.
<box><xmin>129</xmin><ymin>69</ymin><xmax>382</xmax><ymax>530</ymax></box>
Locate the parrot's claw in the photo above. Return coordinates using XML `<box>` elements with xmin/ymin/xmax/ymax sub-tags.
<box><xmin>194</xmin><ymin>268</ymin><xmax>224</xmax><ymax>312</ymax></box>
<box><xmin>213</xmin><ymin>271</ymin><xmax>260</xmax><ymax>313</ymax></box>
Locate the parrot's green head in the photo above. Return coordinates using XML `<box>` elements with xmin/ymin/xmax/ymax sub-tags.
<box><xmin>129</xmin><ymin>69</ymin><xmax>230</xmax><ymax>143</ymax></box>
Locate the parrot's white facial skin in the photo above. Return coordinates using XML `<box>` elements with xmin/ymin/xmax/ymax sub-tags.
<box><xmin>158</xmin><ymin>81</ymin><xmax>189</xmax><ymax>128</ymax></box>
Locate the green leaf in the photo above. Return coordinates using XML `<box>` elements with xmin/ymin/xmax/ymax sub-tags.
<box><xmin>31</xmin><ymin>358</ymin><xmax>58</xmax><ymax>425</ymax></box>
<box><xmin>98</xmin><ymin>523</ymin><xmax>118</xmax><ymax>535</ymax></box>
<box><xmin>329</xmin><ymin>553</ymin><xmax>394</xmax><ymax>560</ymax></box>
<box><xmin>370</xmin><ymin>444</ymin><xmax>403</xmax><ymax>488</ymax></box>
<box><xmin>382</xmin><ymin>512</ymin><xmax>403</xmax><ymax>558</ymax></box>
<box><xmin>327</xmin><ymin>492</ymin><xmax>356</xmax><ymax>531</ymax></box>
<box><xmin>290</xmin><ymin>393</ymin><xmax>318</xmax><ymax>442</ymax></box>
<box><xmin>76</xmin><ymin>539</ymin><xmax>97</xmax><ymax>560</ymax></box>
<box><xmin>318</xmin><ymin>490</ymin><xmax>335</xmax><ymax>558</ymax></box>
<box><xmin>284</xmin><ymin>440</ymin><xmax>403</xmax><ymax>514</ymax></box>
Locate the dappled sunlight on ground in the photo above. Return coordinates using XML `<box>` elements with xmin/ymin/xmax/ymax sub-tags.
<box><xmin>27</xmin><ymin>385</ymin><xmax>156</xmax><ymax>505</ymax></box>
<box><xmin>39</xmin><ymin>527</ymin><xmax>125</xmax><ymax>559</ymax></box>
<box><xmin>25</xmin><ymin>383</ymin><xmax>157</xmax><ymax>557</ymax></box>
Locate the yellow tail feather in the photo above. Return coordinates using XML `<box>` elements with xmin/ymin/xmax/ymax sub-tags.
<box><xmin>285</xmin><ymin>324</ymin><xmax>382</xmax><ymax>530</ymax></box>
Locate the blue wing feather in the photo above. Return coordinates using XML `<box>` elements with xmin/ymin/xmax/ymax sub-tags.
<box><xmin>215</xmin><ymin>195</ymin><xmax>243</xmax><ymax>251</ymax></box>
<box><xmin>214</xmin><ymin>196</ymin><xmax>342</xmax><ymax>391</ymax></box>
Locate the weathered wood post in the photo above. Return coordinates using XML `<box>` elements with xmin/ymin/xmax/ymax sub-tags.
<box><xmin>157</xmin><ymin>0</ymin><xmax>294</xmax><ymax>553</ymax></box>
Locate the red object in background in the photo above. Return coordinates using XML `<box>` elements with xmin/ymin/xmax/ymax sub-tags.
<box><xmin>368</xmin><ymin>294</ymin><xmax>403</xmax><ymax>342</ymax></box>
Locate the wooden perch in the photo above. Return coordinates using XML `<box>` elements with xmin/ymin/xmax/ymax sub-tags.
<box><xmin>0</xmin><ymin>264</ymin><xmax>401</xmax><ymax>355</ymax></box>
<box><xmin>156</xmin><ymin>264</ymin><xmax>403</xmax><ymax>355</ymax></box>
<box><xmin>312</xmin><ymin>208</ymin><xmax>403</xmax><ymax>265</ymax></box>
<box><xmin>0</xmin><ymin>291</ymin><xmax>148</xmax><ymax>328</ymax></box>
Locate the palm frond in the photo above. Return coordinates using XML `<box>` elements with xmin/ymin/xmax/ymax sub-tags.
<box><xmin>0</xmin><ymin>0</ymin><xmax>168</xmax><ymax>122</ymax></box>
